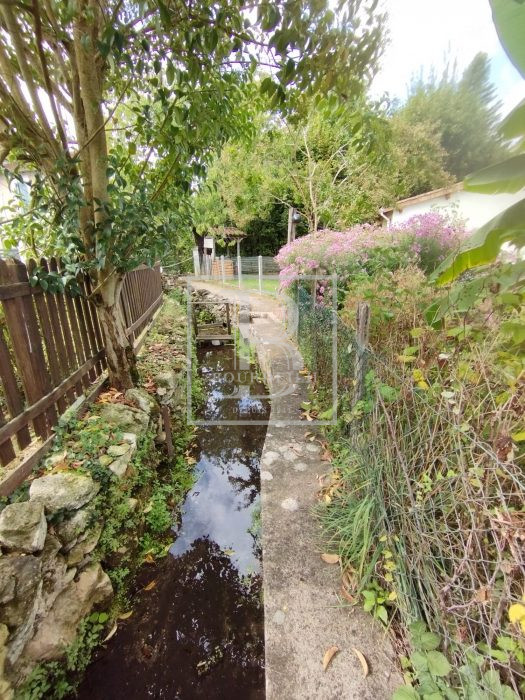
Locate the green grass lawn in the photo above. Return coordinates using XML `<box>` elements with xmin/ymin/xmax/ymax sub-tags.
<box><xmin>221</xmin><ymin>275</ymin><xmax>280</xmax><ymax>295</ymax></box>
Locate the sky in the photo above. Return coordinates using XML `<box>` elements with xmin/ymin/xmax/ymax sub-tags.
<box><xmin>371</xmin><ymin>0</ymin><xmax>525</xmax><ymax>117</ymax></box>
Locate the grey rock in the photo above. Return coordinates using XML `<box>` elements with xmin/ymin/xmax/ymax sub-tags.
<box><xmin>44</xmin><ymin>450</ymin><xmax>67</xmax><ymax>469</ymax></box>
<box><xmin>155</xmin><ymin>371</ymin><xmax>176</xmax><ymax>392</ymax></box>
<box><xmin>65</xmin><ymin>524</ymin><xmax>103</xmax><ymax>567</ymax></box>
<box><xmin>55</xmin><ymin>505</ymin><xmax>95</xmax><ymax>545</ymax></box>
<box><xmin>98</xmin><ymin>403</ymin><xmax>149</xmax><ymax>435</ymax></box>
<box><xmin>0</xmin><ymin>502</ymin><xmax>47</xmax><ymax>553</ymax></box>
<box><xmin>107</xmin><ymin>443</ymin><xmax>131</xmax><ymax>458</ymax></box>
<box><xmin>24</xmin><ymin>563</ymin><xmax>113</xmax><ymax>661</ymax></box>
<box><xmin>263</xmin><ymin>451</ymin><xmax>280</xmax><ymax>466</ymax></box>
<box><xmin>38</xmin><ymin>535</ymin><xmax>75</xmax><ymax>617</ymax></box>
<box><xmin>0</xmin><ymin>555</ymin><xmax>42</xmax><ymax>664</ymax></box>
<box><xmin>108</xmin><ymin>453</ymin><xmax>133</xmax><ymax>478</ymax></box>
<box><xmin>280</xmin><ymin>498</ymin><xmax>299</xmax><ymax>512</ymax></box>
<box><xmin>305</xmin><ymin>443</ymin><xmax>321</xmax><ymax>454</ymax></box>
<box><xmin>29</xmin><ymin>473</ymin><xmax>99</xmax><ymax>514</ymax></box>
<box><xmin>0</xmin><ymin>623</ymin><xmax>13</xmax><ymax>700</ymax></box>
<box><xmin>125</xmin><ymin>388</ymin><xmax>158</xmax><ymax>416</ymax></box>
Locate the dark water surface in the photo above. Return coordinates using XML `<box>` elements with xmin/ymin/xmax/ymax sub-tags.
<box><xmin>76</xmin><ymin>346</ymin><xmax>269</xmax><ymax>699</ymax></box>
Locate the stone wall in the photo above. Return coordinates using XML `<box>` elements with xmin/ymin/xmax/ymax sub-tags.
<box><xmin>0</xmin><ymin>296</ymin><xmax>187</xmax><ymax>697</ymax></box>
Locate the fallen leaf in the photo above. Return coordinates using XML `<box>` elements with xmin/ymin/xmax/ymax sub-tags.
<box><xmin>143</xmin><ymin>580</ymin><xmax>157</xmax><ymax>591</ymax></box>
<box><xmin>299</xmin><ymin>369</ymin><xmax>309</xmax><ymax>376</ymax></box>
<box><xmin>187</xmin><ymin>456</ymin><xmax>197</xmax><ymax>465</ymax></box>
<box><xmin>321</xmin><ymin>553</ymin><xmax>339</xmax><ymax>565</ymax></box>
<box><xmin>144</xmin><ymin>553</ymin><xmax>155</xmax><ymax>565</ymax></box>
<box><xmin>322</xmin><ymin>645</ymin><xmax>339</xmax><ymax>671</ymax></box>
<box><xmin>224</xmin><ymin>548</ymin><xmax>235</xmax><ymax>556</ymax></box>
<box><xmin>474</xmin><ymin>587</ymin><xmax>489</xmax><ymax>603</ymax></box>
<box><xmin>102</xmin><ymin>622</ymin><xmax>118</xmax><ymax>643</ymax></box>
<box><xmin>353</xmin><ymin>648</ymin><xmax>369</xmax><ymax>677</ymax></box>
<box><xmin>118</xmin><ymin>611</ymin><xmax>133</xmax><ymax>620</ymax></box>
<box><xmin>340</xmin><ymin>585</ymin><xmax>356</xmax><ymax>604</ymax></box>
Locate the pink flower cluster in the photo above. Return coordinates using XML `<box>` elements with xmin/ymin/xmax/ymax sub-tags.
<box><xmin>392</xmin><ymin>212</ymin><xmax>465</xmax><ymax>248</ymax></box>
<box><xmin>275</xmin><ymin>213</ymin><xmax>466</xmax><ymax>288</ymax></box>
<box><xmin>275</xmin><ymin>225</ymin><xmax>393</xmax><ymax>288</ymax></box>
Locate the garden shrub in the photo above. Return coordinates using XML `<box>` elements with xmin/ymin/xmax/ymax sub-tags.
<box><xmin>275</xmin><ymin>212</ymin><xmax>466</xmax><ymax>290</ymax></box>
<box><xmin>278</xmin><ymin>211</ymin><xmax>524</xmax><ymax>698</ymax></box>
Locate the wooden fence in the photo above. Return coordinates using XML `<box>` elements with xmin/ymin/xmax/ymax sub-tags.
<box><xmin>0</xmin><ymin>258</ymin><xmax>163</xmax><ymax>493</ymax></box>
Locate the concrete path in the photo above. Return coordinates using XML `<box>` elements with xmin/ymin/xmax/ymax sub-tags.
<box><xmin>189</xmin><ymin>280</ymin><xmax>401</xmax><ymax>699</ymax></box>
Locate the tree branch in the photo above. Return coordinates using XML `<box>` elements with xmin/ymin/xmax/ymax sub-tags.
<box><xmin>32</xmin><ymin>0</ymin><xmax>69</xmax><ymax>152</ymax></box>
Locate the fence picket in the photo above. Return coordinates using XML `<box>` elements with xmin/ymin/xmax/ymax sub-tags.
<box><xmin>0</xmin><ymin>259</ymin><xmax>54</xmax><ymax>438</ymax></box>
<box><xmin>0</xmin><ymin>258</ymin><xmax>163</xmax><ymax>488</ymax></box>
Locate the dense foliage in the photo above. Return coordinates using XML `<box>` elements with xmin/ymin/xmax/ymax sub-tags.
<box><xmin>0</xmin><ymin>0</ymin><xmax>384</xmax><ymax>387</ymax></box>
<box><xmin>192</xmin><ymin>51</ymin><xmax>503</xmax><ymax>255</ymax></box>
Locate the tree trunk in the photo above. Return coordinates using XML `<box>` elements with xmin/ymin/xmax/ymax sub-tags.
<box><xmin>92</xmin><ymin>272</ymin><xmax>137</xmax><ymax>390</ymax></box>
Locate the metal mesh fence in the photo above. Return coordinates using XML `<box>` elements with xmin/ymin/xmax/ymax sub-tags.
<box><xmin>295</xmin><ymin>280</ymin><xmax>525</xmax><ymax>698</ymax></box>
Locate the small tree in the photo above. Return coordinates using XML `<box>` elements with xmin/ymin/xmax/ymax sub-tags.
<box><xmin>0</xmin><ymin>0</ymin><xmax>384</xmax><ymax>388</ymax></box>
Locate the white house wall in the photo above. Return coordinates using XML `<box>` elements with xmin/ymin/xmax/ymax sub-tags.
<box><xmin>390</xmin><ymin>188</ymin><xmax>525</xmax><ymax>230</ymax></box>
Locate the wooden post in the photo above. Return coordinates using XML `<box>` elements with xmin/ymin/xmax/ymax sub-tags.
<box><xmin>220</xmin><ymin>255</ymin><xmax>226</xmax><ymax>285</ymax></box>
<box><xmin>226</xmin><ymin>303</ymin><xmax>231</xmax><ymax>334</ymax></box>
<box><xmin>192</xmin><ymin>248</ymin><xmax>201</xmax><ymax>276</ymax></box>
<box><xmin>161</xmin><ymin>405</ymin><xmax>174</xmax><ymax>457</ymax></box>
<box><xmin>237</xmin><ymin>254</ymin><xmax>242</xmax><ymax>289</ymax></box>
<box><xmin>353</xmin><ymin>302</ymin><xmax>371</xmax><ymax>405</ymax></box>
<box><xmin>258</xmin><ymin>255</ymin><xmax>263</xmax><ymax>293</ymax></box>
<box><xmin>287</xmin><ymin>206</ymin><xmax>293</xmax><ymax>244</ymax></box>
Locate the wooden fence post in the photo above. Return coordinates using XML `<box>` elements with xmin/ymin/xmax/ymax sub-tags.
<box><xmin>220</xmin><ymin>255</ymin><xmax>226</xmax><ymax>285</ymax></box>
<box><xmin>258</xmin><ymin>255</ymin><xmax>263</xmax><ymax>293</ymax></box>
<box><xmin>353</xmin><ymin>301</ymin><xmax>370</xmax><ymax>406</ymax></box>
<box><xmin>237</xmin><ymin>255</ymin><xmax>242</xmax><ymax>289</ymax></box>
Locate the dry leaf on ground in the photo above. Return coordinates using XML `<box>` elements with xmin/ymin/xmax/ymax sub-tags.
<box><xmin>322</xmin><ymin>645</ymin><xmax>339</xmax><ymax>671</ymax></box>
<box><xmin>321</xmin><ymin>553</ymin><xmax>339</xmax><ymax>564</ymax></box>
<box><xmin>352</xmin><ymin>648</ymin><xmax>369</xmax><ymax>677</ymax></box>
<box><xmin>102</xmin><ymin>622</ymin><xmax>118</xmax><ymax>643</ymax></box>
<box><xmin>118</xmin><ymin>611</ymin><xmax>133</xmax><ymax>620</ymax></box>
<box><xmin>143</xmin><ymin>580</ymin><xmax>157</xmax><ymax>591</ymax></box>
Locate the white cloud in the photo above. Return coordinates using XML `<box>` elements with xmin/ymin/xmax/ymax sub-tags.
<box><xmin>370</xmin><ymin>0</ymin><xmax>524</xmax><ymax>113</ymax></box>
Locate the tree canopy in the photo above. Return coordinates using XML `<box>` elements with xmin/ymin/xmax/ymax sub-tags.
<box><xmin>0</xmin><ymin>0</ymin><xmax>385</xmax><ymax>387</ymax></box>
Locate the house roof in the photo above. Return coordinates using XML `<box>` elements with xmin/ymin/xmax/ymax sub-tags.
<box><xmin>211</xmin><ymin>226</ymin><xmax>247</xmax><ymax>240</ymax></box>
<box><xmin>382</xmin><ymin>182</ymin><xmax>463</xmax><ymax>215</ymax></box>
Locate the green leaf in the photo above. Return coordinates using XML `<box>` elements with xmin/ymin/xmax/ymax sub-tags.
<box><xmin>376</xmin><ymin>605</ymin><xmax>388</xmax><ymax>624</ymax></box>
<box><xmin>490</xmin><ymin>0</ymin><xmax>525</xmax><ymax>79</ymax></box>
<box><xmin>501</xmin><ymin>321</ymin><xmax>525</xmax><ymax>344</ymax></box>
<box><xmin>434</xmin><ymin>198</ymin><xmax>525</xmax><ymax>285</ymax></box>
<box><xmin>393</xmin><ymin>687</ymin><xmax>420</xmax><ymax>700</ymax></box>
<box><xmin>166</xmin><ymin>62</ymin><xmax>175</xmax><ymax>86</ymax></box>
<box><xmin>410</xmin><ymin>651</ymin><xmax>429</xmax><ymax>673</ymax></box>
<box><xmin>419</xmin><ymin>632</ymin><xmax>441</xmax><ymax>652</ymax></box>
<box><xmin>500</xmin><ymin>97</ymin><xmax>525</xmax><ymax>140</ymax></box>
<box><xmin>464</xmin><ymin>154</ymin><xmax>525</xmax><ymax>194</ymax></box>
<box><xmin>426</xmin><ymin>651</ymin><xmax>451</xmax><ymax>677</ymax></box>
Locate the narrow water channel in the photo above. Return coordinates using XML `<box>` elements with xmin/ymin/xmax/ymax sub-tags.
<box><xmin>76</xmin><ymin>345</ymin><xmax>270</xmax><ymax>699</ymax></box>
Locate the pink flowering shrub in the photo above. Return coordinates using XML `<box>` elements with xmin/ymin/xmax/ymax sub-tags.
<box><xmin>392</xmin><ymin>212</ymin><xmax>466</xmax><ymax>273</ymax></box>
<box><xmin>275</xmin><ymin>213</ymin><xmax>466</xmax><ymax>289</ymax></box>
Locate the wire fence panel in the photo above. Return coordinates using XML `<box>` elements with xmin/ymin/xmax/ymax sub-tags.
<box><xmin>294</xmin><ymin>280</ymin><xmax>525</xmax><ymax>698</ymax></box>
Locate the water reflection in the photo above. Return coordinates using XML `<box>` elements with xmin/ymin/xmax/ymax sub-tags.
<box><xmin>74</xmin><ymin>345</ymin><xmax>269</xmax><ymax>700</ymax></box>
